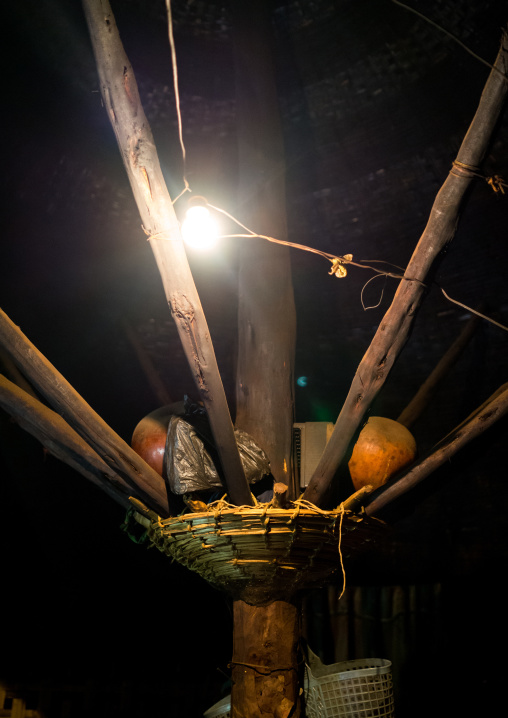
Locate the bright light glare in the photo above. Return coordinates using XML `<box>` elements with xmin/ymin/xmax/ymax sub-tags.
<box><xmin>181</xmin><ymin>206</ymin><xmax>219</xmax><ymax>251</ymax></box>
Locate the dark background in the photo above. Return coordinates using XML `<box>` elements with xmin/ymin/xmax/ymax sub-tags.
<box><xmin>1</xmin><ymin>0</ymin><xmax>508</xmax><ymax>715</ymax></box>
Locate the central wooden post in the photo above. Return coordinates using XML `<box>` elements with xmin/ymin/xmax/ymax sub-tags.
<box><xmin>231</xmin><ymin>0</ymin><xmax>297</xmax><ymax>496</ymax></box>
<box><xmin>231</xmin><ymin>598</ymin><xmax>302</xmax><ymax>717</ymax></box>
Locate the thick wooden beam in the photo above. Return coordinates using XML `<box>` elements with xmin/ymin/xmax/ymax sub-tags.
<box><xmin>365</xmin><ymin>385</ymin><xmax>508</xmax><ymax>516</ymax></box>
<box><xmin>231</xmin><ymin>599</ymin><xmax>301</xmax><ymax>718</ymax></box>
<box><xmin>0</xmin><ymin>308</ymin><xmax>170</xmax><ymax>516</ymax></box>
<box><xmin>82</xmin><ymin>0</ymin><xmax>253</xmax><ymax>507</ymax></box>
<box><xmin>303</xmin><ymin>31</ymin><xmax>508</xmax><ymax>507</ymax></box>
<box><xmin>0</xmin><ymin>374</ymin><xmax>132</xmax><ymax>511</ymax></box>
<box><xmin>231</xmin><ymin>0</ymin><xmax>297</xmax><ymax>497</ymax></box>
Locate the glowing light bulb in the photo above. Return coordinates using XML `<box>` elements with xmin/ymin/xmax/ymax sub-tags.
<box><xmin>181</xmin><ymin>203</ymin><xmax>219</xmax><ymax>251</ymax></box>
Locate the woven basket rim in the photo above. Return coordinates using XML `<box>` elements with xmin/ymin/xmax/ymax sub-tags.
<box><xmin>152</xmin><ymin>499</ymin><xmax>384</xmax><ymax>527</ymax></box>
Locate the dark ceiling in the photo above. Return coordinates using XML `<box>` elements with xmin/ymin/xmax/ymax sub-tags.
<box><xmin>2</xmin><ymin>0</ymin><xmax>507</xmax><ymax>430</ymax></box>
<box><xmin>1</xmin><ymin>0</ymin><xmax>508</xmax><ymax>715</ymax></box>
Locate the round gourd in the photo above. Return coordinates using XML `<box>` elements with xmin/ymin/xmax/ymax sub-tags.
<box><xmin>348</xmin><ymin>416</ymin><xmax>417</xmax><ymax>491</ymax></box>
<box><xmin>131</xmin><ymin>406</ymin><xmax>173</xmax><ymax>476</ymax></box>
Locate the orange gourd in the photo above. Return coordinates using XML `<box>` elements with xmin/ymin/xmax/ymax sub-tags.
<box><xmin>348</xmin><ymin>416</ymin><xmax>417</xmax><ymax>491</ymax></box>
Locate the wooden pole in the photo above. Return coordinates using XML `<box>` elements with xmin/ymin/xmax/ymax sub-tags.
<box><xmin>397</xmin><ymin>311</ymin><xmax>481</xmax><ymax>428</ymax></box>
<box><xmin>0</xmin><ymin>346</ymin><xmax>39</xmax><ymax>398</ymax></box>
<box><xmin>272</xmin><ymin>482</ymin><xmax>289</xmax><ymax>509</ymax></box>
<box><xmin>365</xmin><ymin>384</ymin><xmax>508</xmax><ymax>516</ymax></box>
<box><xmin>231</xmin><ymin>599</ymin><xmax>301</xmax><ymax>718</ymax></box>
<box><xmin>438</xmin><ymin>381</ymin><xmax>508</xmax><ymax>438</ymax></box>
<box><xmin>231</xmin><ymin>0</ymin><xmax>297</xmax><ymax>497</ymax></box>
<box><xmin>82</xmin><ymin>0</ymin><xmax>253</xmax><ymax>507</ymax></box>
<box><xmin>122</xmin><ymin>318</ymin><xmax>174</xmax><ymax>407</ymax></box>
<box><xmin>0</xmin><ymin>308</ymin><xmax>170</xmax><ymax>516</ymax></box>
<box><xmin>0</xmin><ymin>375</ymin><xmax>133</xmax><ymax>511</ymax></box>
<box><xmin>303</xmin><ymin>31</ymin><xmax>508</xmax><ymax>507</ymax></box>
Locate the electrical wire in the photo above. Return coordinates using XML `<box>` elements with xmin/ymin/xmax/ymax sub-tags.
<box><xmin>165</xmin><ymin>0</ymin><xmax>190</xmax><ymax>195</ymax></box>
<box><xmin>162</xmin><ymin>3</ymin><xmax>507</xmax><ymax>334</ymax></box>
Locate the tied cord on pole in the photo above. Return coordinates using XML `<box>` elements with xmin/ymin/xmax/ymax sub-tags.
<box><xmin>451</xmin><ymin>160</ymin><xmax>508</xmax><ymax>194</ymax></box>
<box><xmin>228</xmin><ymin>661</ymin><xmax>297</xmax><ymax>676</ymax></box>
<box><xmin>142</xmin><ymin>226</ymin><xmax>177</xmax><ymax>241</ymax></box>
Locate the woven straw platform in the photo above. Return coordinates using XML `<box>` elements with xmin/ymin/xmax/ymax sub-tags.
<box><xmin>147</xmin><ymin>500</ymin><xmax>387</xmax><ymax>602</ymax></box>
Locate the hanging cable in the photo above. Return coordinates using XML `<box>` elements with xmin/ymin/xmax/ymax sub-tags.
<box><xmin>207</xmin><ymin>202</ymin><xmax>508</xmax><ymax>332</ymax></box>
<box><xmin>391</xmin><ymin>0</ymin><xmax>508</xmax><ymax>82</ymax></box>
<box><xmin>165</xmin><ymin>0</ymin><xmax>190</xmax><ymax>198</ymax></box>
<box><xmin>161</xmin><ymin>4</ymin><xmax>507</xmax><ymax>334</ymax></box>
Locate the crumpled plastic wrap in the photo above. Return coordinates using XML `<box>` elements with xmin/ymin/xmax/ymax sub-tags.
<box><xmin>235</xmin><ymin>428</ymin><xmax>271</xmax><ymax>484</ymax></box>
<box><xmin>165</xmin><ymin>416</ymin><xmax>270</xmax><ymax>495</ymax></box>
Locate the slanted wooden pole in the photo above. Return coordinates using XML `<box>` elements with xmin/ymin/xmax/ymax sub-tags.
<box><xmin>231</xmin><ymin>0</ymin><xmax>297</xmax><ymax>497</ymax></box>
<box><xmin>0</xmin><ymin>375</ymin><xmax>133</xmax><ymax>511</ymax></box>
<box><xmin>397</xmin><ymin>311</ymin><xmax>481</xmax><ymax>428</ymax></box>
<box><xmin>0</xmin><ymin>347</ymin><xmax>38</xmax><ymax>398</ymax></box>
<box><xmin>365</xmin><ymin>384</ymin><xmax>508</xmax><ymax>516</ymax></box>
<box><xmin>304</xmin><ymin>31</ymin><xmax>508</xmax><ymax>507</ymax></box>
<box><xmin>438</xmin><ymin>381</ymin><xmax>508</xmax><ymax>438</ymax></box>
<box><xmin>0</xmin><ymin>308</ymin><xmax>169</xmax><ymax>515</ymax></box>
<box><xmin>82</xmin><ymin>0</ymin><xmax>253</xmax><ymax>507</ymax></box>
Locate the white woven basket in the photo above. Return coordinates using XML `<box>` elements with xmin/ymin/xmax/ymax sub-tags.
<box><xmin>203</xmin><ymin>694</ymin><xmax>231</xmax><ymax>718</ymax></box>
<box><xmin>304</xmin><ymin>649</ymin><xmax>394</xmax><ymax>718</ymax></box>
<box><xmin>202</xmin><ymin>652</ymin><xmax>394</xmax><ymax>718</ymax></box>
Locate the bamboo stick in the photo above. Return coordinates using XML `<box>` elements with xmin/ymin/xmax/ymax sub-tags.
<box><xmin>397</xmin><ymin>311</ymin><xmax>481</xmax><ymax>428</ymax></box>
<box><xmin>0</xmin><ymin>308</ymin><xmax>170</xmax><ymax>516</ymax></box>
<box><xmin>341</xmin><ymin>485</ymin><xmax>374</xmax><ymax>513</ymax></box>
<box><xmin>0</xmin><ymin>374</ymin><xmax>133</xmax><ymax>511</ymax></box>
<box><xmin>303</xmin><ymin>31</ymin><xmax>508</xmax><ymax>507</ymax></box>
<box><xmin>82</xmin><ymin>0</ymin><xmax>253</xmax><ymax>507</ymax></box>
<box><xmin>365</xmin><ymin>384</ymin><xmax>508</xmax><ymax>516</ymax></box>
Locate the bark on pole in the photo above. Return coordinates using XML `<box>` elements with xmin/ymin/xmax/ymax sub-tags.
<box><xmin>231</xmin><ymin>0</ymin><xmax>297</xmax><ymax>497</ymax></box>
<box><xmin>303</xmin><ymin>32</ymin><xmax>508</xmax><ymax>507</ymax></box>
<box><xmin>82</xmin><ymin>0</ymin><xmax>253</xmax><ymax>506</ymax></box>
<box><xmin>231</xmin><ymin>599</ymin><xmax>301</xmax><ymax>718</ymax></box>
